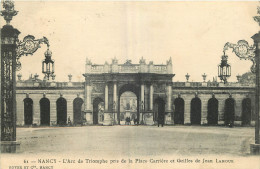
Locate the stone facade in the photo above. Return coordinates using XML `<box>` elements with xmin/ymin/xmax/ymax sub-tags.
<box><xmin>16</xmin><ymin>58</ymin><xmax>256</xmax><ymax>126</ymax></box>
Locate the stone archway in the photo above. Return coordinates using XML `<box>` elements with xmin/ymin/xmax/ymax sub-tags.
<box><xmin>174</xmin><ymin>98</ymin><xmax>184</xmax><ymax>125</ymax></box>
<box><xmin>118</xmin><ymin>84</ymin><xmax>140</xmax><ymax>125</ymax></box>
<box><xmin>224</xmin><ymin>98</ymin><xmax>235</xmax><ymax>126</ymax></box>
<box><xmin>73</xmin><ymin>98</ymin><xmax>84</xmax><ymax>125</ymax></box>
<box><xmin>56</xmin><ymin>97</ymin><xmax>67</xmax><ymax>125</ymax></box>
<box><xmin>24</xmin><ymin>98</ymin><xmax>33</xmax><ymax>125</ymax></box>
<box><xmin>242</xmin><ymin>98</ymin><xmax>251</xmax><ymax>126</ymax></box>
<box><xmin>93</xmin><ymin>97</ymin><xmax>104</xmax><ymax>125</ymax></box>
<box><xmin>40</xmin><ymin>98</ymin><xmax>50</xmax><ymax>126</ymax></box>
<box><xmin>190</xmin><ymin>97</ymin><xmax>201</xmax><ymax>125</ymax></box>
<box><xmin>154</xmin><ymin>97</ymin><xmax>165</xmax><ymax>124</ymax></box>
<box><xmin>207</xmin><ymin>97</ymin><xmax>218</xmax><ymax>125</ymax></box>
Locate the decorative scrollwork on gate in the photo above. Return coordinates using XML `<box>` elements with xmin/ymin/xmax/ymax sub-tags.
<box><xmin>223</xmin><ymin>40</ymin><xmax>256</xmax><ymax>73</ymax></box>
<box><xmin>15</xmin><ymin>35</ymin><xmax>49</xmax><ymax>71</ymax></box>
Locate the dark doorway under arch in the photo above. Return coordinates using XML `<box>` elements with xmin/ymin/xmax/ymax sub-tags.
<box><xmin>154</xmin><ymin>97</ymin><xmax>165</xmax><ymax>124</ymax></box>
<box><xmin>73</xmin><ymin>98</ymin><xmax>84</xmax><ymax>125</ymax></box>
<box><xmin>242</xmin><ymin>98</ymin><xmax>251</xmax><ymax>126</ymax></box>
<box><xmin>24</xmin><ymin>98</ymin><xmax>33</xmax><ymax>125</ymax></box>
<box><xmin>57</xmin><ymin>97</ymin><xmax>67</xmax><ymax>125</ymax></box>
<box><xmin>174</xmin><ymin>98</ymin><xmax>184</xmax><ymax>124</ymax></box>
<box><xmin>120</xmin><ymin>91</ymin><xmax>137</xmax><ymax>125</ymax></box>
<box><xmin>224</xmin><ymin>98</ymin><xmax>235</xmax><ymax>126</ymax></box>
<box><xmin>93</xmin><ymin>97</ymin><xmax>104</xmax><ymax>125</ymax></box>
<box><xmin>40</xmin><ymin>98</ymin><xmax>50</xmax><ymax>126</ymax></box>
<box><xmin>190</xmin><ymin>97</ymin><xmax>201</xmax><ymax>125</ymax></box>
<box><xmin>207</xmin><ymin>98</ymin><xmax>218</xmax><ymax>125</ymax></box>
<box><xmin>118</xmin><ymin>84</ymin><xmax>140</xmax><ymax>125</ymax></box>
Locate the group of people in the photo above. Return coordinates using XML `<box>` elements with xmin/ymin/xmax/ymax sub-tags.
<box><xmin>125</xmin><ymin>117</ymin><xmax>139</xmax><ymax>125</ymax></box>
<box><xmin>124</xmin><ymin>115</ymin><xmax>164</xmax><ymax>127</ymax></box>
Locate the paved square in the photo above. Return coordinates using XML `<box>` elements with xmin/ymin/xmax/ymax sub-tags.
<box><xmin>14</xmin><ymin>125</ymin><xmax>254</xmax><ymax>156</ymax></box>
<box><xmin>2</xmin><ymin>126</ymin><xmax>259</xmax><ymax>169</ymax></box>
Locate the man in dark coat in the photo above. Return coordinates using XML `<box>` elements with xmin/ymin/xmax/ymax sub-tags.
<box><xmin>157</xmin><ymin>113</ymin><xmax>165</xmax><ymax>127</ymax></box>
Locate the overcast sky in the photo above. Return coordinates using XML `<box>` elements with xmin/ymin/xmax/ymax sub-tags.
<box><xmin>1</xmin><ymin>1</ymin><xmax>259</xmax><ymax>82</ymax></box>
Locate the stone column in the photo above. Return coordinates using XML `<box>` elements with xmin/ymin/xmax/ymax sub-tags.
<box><xmin>113</xmin><ymin>81</ymin><xmax>118</xmax><ymax>124</ymax></box>
<box><xmin>218</xmin><ymin>96</ymin><xmax>226</xmax><ymax>125</ymax></box>
<box><xmin>31</xmin><ymin>94</ymin><xmax>40</xmax><ymax>126</ymax></box>
<box><xmin>201</xmin><ymin>96</ymin><xmax>209</xmax><ymax>125</ymax></box>
<box><xmin>105</xmin><ymin>84</ymin><xmax>109</xmax><ymax>110</ymax></box>
<box><xmin>16</xmin><ymin>94</ymin><xmax>25</xmax><ymax>126</ymax></box>
<box><xmin>84</xmin><ymin>81</ymin><xmax>92</xmax><ymax>124</ymax></box>
<box><xmin>184</xmin><ymin>97</ymin><xmax>191</xmax><ymax>124</ymax></box>
<box><xmin>67</xmin><ymin>95</ymin><xmax>74</xmax><ymax>123</ymax></box>
<box><xmin>165</xmin><ymin>83</ymin><xmax>173</xmax><ymax>124</ymax></box>
<box><xmin>149</xmin><ymin>84</ymin><xmax>153</xmax><ymax>111</ymax></box>
<box><xmin>145</xmin><ymin>84</ymin><xmax>154</xmax><ymax>125</ymax></box>
<box><xmin>103</xmin><ymin>83</ymin><xmax>113</xmax><ymax>125</ymax></box>
<box><xmin>49</xmin><ymin>95</ymin><xmax>57</xmax><ymax>126</ymax></box>
<box><xmin>167</xmin><ymin>85</ymin><xmax>172</xmax><ymax>111</ymax></box>
<box><xmin>84</xmin><ymin>83</ymin><xmax>88</xmax><ymax>111</ymax></box>
<box><xmin>140</xmin><ymin>83</ymin><xmax>145</xmax><ymax>124</ymax></box>
<box><xmin>87</xmin><ymin>85</ymin><xmax>92</xmax><ymax>110</ymax></box>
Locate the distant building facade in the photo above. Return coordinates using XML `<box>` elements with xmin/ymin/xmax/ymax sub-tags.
<box><xmin>16</xmin><ymin>58</ymin><xmax>255</xmax><ymax>126</ymax></box>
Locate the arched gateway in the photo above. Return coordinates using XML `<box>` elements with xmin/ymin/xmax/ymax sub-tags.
<box><xmin>83</xmin><ymin>58</ymin><xmax>174</xmax><ymax>125</ymax></box>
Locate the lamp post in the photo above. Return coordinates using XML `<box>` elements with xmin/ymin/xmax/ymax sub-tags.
<box><xmin>42</xmin><ymin>49</ymin><xmax>55</xmax><ymax>80</ymax></box>
<box><xmin>221</xmin><ymin>8</ymin><xmax>260</xmax><ymax>153</ymax></box>
<box><xmin>0</xmin><ymin>0</ymin><xmax>53</xmax><ymax>153</ymax></box>
<box><xmin>218</xmin><ymin>53</ymin><xmax>231</xmax><ymax>84</ymax></box>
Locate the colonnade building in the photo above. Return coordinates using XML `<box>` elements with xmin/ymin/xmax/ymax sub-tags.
<box><xmin>16</xmin><ymin>57</ymin><xmax>255</xmax><ymax>126</ymax></box>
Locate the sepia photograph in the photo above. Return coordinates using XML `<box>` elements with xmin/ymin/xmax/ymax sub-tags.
<box><xmin>1</xmin><ymin>0</ymin><xmax>260</xmax><ymax>169</ymax></box>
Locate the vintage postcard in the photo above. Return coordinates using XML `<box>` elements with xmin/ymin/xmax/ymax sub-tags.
<box><xmin>0</xmin><ymin>1</ymin><xmax>260</xmax><ymax>169</ymax></box>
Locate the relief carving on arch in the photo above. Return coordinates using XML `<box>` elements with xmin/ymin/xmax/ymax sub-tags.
<box><xmin>92</xmin><ymin>83</ymin><xmax>105</xmax><ymax>93</ymax></box>
<box><xmin>153</xmin><ymin>83</ymin><xmax>166</xmax><ymax>93</ymax></box>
